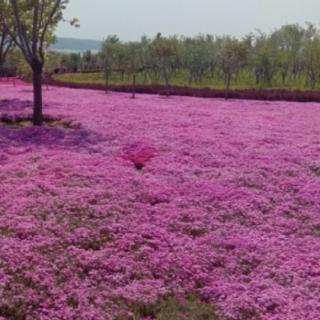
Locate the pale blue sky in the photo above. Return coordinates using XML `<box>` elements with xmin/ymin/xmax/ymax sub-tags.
<box><xmin>57</xmin><ymin>0</ymin><xmax>320</xmax><ymax>40</ymax></box>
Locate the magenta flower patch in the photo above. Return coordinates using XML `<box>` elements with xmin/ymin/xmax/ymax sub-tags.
<box><xmin>0</xmin><ymin>85</ymin><xmax>320</xmax><ymax>319</ymax></box>
<box><xmin>122</xmin><ymin>142</ymin><xmax>157</xmax><ymax>170</ymax></box>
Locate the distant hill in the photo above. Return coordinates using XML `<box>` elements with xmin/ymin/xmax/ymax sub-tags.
<box><xmin>51</xmin><ymin>37</ymin><xmax>102</xmax><ymax>53</ymax></box>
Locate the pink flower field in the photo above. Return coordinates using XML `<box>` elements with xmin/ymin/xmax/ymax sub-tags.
<box><xmin>0</xmin><ymin>85</ymin><xmax>320</xmax><ymax>320</ymax></box>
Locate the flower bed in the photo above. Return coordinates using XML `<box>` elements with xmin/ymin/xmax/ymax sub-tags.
<box><xmin>0</xmin><ymin>85</ymin><xmax>320</xmax><ymax>319</ymax></box>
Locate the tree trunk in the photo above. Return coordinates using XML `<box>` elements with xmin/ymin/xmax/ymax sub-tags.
<box><xmin>105</xmin><ymin>70</ymin><xmax>109</xmax><ymax>93</ymax></box>
<box><xmin>0</xmin><ymin>57</ymin><xmax>4</xmax><ymax>73</ymax></box>
<box><xmin>143</xmin><ymin>71</ymin><xmax>148</xmax><ymax>84</ymax></box>
<box><xmin>281</xmin><ymin>72</ymin><xmax>287</xmax><ymax>86</ymax></box>
<box><xmin>255</xmin><ymin>70</ymin><xmax>260</xmax><ymax>85</ymax></box>
<box><xmin>131</xmin><ymin>74</ymin><xmax>136</xmax><ymax>99</ymax></box>
<box><xmin>308</xmin><ymin>71</ymin><xmax>316</xmax><ymax>89</ymax></box>
<box><xmin>32</xmin><ymin>63</ymin><xmax>43</xmax><ymax>126</ymax></box>
<box><xmin>188</xmin><ymin>72</ymin><xmax>193</xmax><ymax>85</ymax></box>
<box><xmin>225</xmin><ymin>73</ymin><xmax>231</xmax><ymax>100</ymax></box>
<box><xmin>211</xmin><ymin>66</ymin><xmax>216</xmax><ymax>79</ymax></box>
<box><xmin>163</xmin><ymin>69</ymin><xmax>170</xmax><ymax>96</ymax></box>
<box><xmin>165</xmin><ymin>78</ymin><xmax>170</xmax><ymax>96</ymax></box>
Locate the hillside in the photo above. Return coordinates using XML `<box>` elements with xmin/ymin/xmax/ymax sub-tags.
<box><xmin>51</xmin><ymin>37</ymin><xmax>102</xmax><ymax>52</ymax></box>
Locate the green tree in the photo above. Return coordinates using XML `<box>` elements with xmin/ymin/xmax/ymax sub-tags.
<box><xmin>218</xmin><ymin>36</ymin><xmax>251</xmax><ymax>98</ymax></box>
<box><xmin>303</xmin><ymin>34</ymin><xmax>320</xmax><ymax>89</ymax></box>
<box><xmin>101</xmin><ymin>35</ymin><xmax>121</xmax><ymax>92</ymax></box>
<box><xmin>182</xmin><ymin>35</ymin><xmax>211</xmax><ymax>84</ymax></box>
<box><xmin>270</xmin><ymin>24</ymin><xmax>305</xmax><ymax>85</ymax></box>
<box><xmin>0</xmin><ymin>0</ymin><xmax>76</xmax><ymax>125</ymax></box>
<box><xmin>124</xmin><ymin>42</ymin><xmax>144</xmax><ymax>98</ymax></box>
<box><xmin>252</xmin><ymin>33</ymin><xmax>278</xmax><ymax>87</ymax></box>
<box><xmin>151</xmin><ymin>35</ymin><xmax>178</xmax><ymax>93</ymax></box>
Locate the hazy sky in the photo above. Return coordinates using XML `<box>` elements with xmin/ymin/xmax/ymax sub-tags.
<box><xmin>57</xmin><ymin>0</ymin><xmax>320</xmax><ymax>40</ymax></box>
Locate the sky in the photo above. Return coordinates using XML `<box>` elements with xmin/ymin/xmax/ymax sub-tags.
<box><xmin>57</xmin><ymin>0</ymin><xmax>320</xmax><ymax>41</ymax></box>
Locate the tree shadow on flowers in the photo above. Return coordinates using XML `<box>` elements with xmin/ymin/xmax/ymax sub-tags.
<box><xmin>0</xmin><ymin>125</ymin><xmax>104</xmax><ymax>156</ymax></box>
<box><xmin>0</xmin><ymin>99</ymin><xmax>107</xmax><ymax>159</ymax></box>
<box><xmin>0</xmin><ymin>99</ymin><xmax>33</xmax><ymax>112</ymax></box>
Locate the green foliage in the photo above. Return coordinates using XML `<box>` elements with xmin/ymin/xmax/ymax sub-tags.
<box><xmin>150</xmin><ymin>35</ymin><xmax>179</xmax><ymax>86</ymax></box>
<box><xmin>218</xmin><ymin>36</ymin><xmax>251</xmax><ymax>91</ymax></box>
<box><xmin>125</xmin><ymin>42</ymin><xmax>144</xmax><ymax>74</ymax></box>
<box><xmin>16</xmin><ymin>57</ymin><xmax>32</xmax><ymax>81</ymax></box>
<box><xmin>0</xmin><ymin>0</ymin><xmax>73</xmax><ymax>66</ymax></box>
<box><xmin>0</xmin><ymin>23</ymin><xmax>13</xmax><ymax>66</ymax></box>
<box><xmin>101</xmin><ymin>35</ymin><xmax>122</xmax><ymax>70</ymax></box>
<box><xmin>51</xmin><ymin>23</ymin><xmax>320</xmax><ymax>92</ymax></box>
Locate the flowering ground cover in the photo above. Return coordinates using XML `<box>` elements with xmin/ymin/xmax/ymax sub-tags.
<box><xmin>0</xmin><ymin>78</ymin><xmax>28</xmax><ymax>87</ymax></box>
<box><xmin>0</xmin><ymin>85</ymin><xmax>320</xmax><ymax>319</ymax></box>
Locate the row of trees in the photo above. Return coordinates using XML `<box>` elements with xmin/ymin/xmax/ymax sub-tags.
<box><xmin>88</xmin><ymin>24</ymin><xmax>320</xmax><ymax>96</ymax></box>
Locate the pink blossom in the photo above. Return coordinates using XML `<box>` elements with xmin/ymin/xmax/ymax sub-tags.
<box><xmin>0</xmin><ymin>85</ymin><xmax>319</xmax><ymax>319</ymax></box>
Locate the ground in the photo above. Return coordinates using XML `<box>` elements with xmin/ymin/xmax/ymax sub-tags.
<box><xmin>0</xmin><ymin>84</ymin><xmax>320</xmax><ymax>320</ymax></box>
<box><xmin>53</xmin><ymin>71</ymin><xmax>320</xmax><ymax>91</ymax></box>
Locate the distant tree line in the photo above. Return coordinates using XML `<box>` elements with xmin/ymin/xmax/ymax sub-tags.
<box><xmin>3</xmin><ymin>22</ymin><xmax>320</xmax><ymax>102</ymax></box>
<box><xmin>4</xmin><ymin>23</ymin><xmax>320</xmax><ymax>89</ymax></box>
<box><xmin>45</xmin><ymin>23</ymin><xmax>320</xmax><ymax>96</ymax></box>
